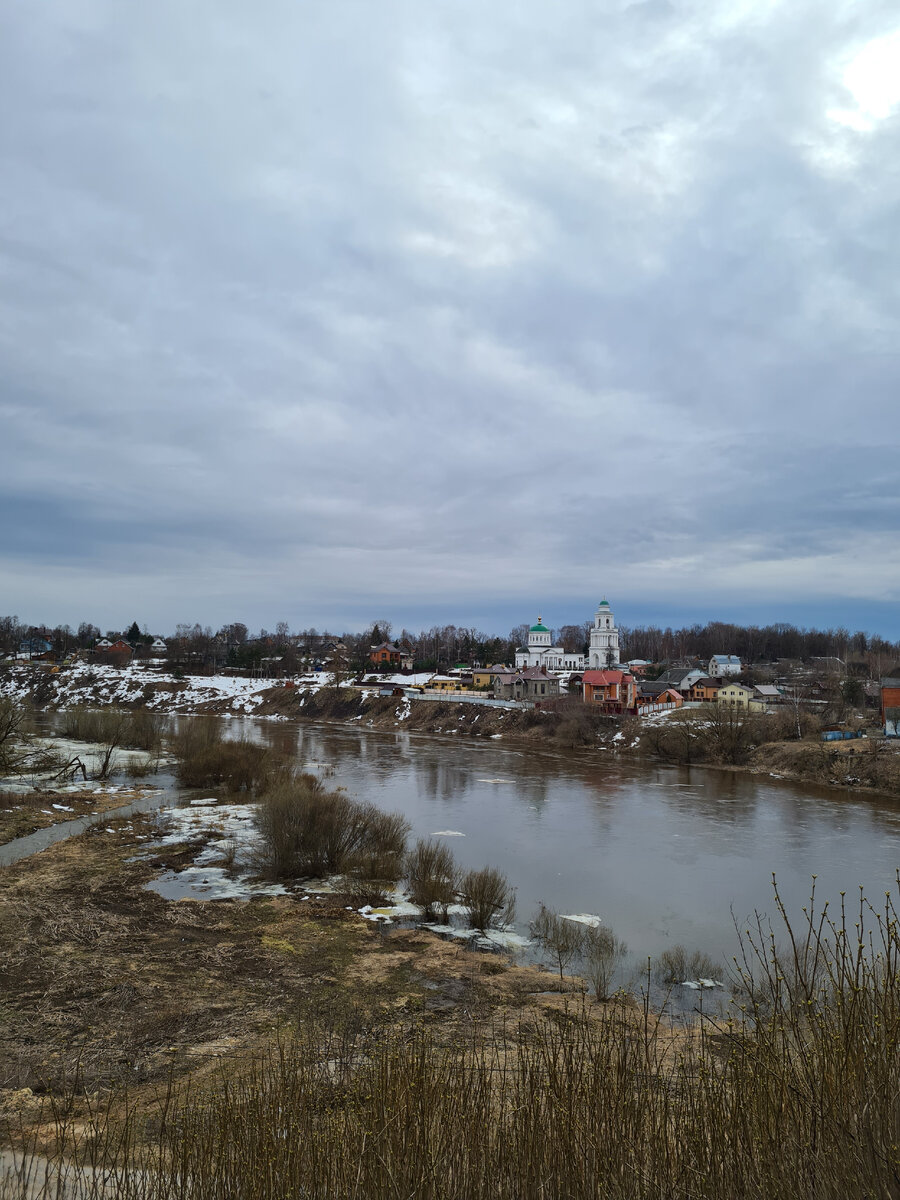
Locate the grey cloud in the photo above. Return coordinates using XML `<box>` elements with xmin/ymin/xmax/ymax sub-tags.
<box><xmin>1</xmin><ymin>0</ymin><xmax>899</xmax><ymax>631</ymax></box>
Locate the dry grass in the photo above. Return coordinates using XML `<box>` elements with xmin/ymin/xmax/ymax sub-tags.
<box><xmin>7</xmin><ymin>879</ymin><xmax>900</xmax><ymax>1200</ymax></box>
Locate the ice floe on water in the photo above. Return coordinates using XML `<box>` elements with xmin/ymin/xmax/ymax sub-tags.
<box><xmin>431</xmin><ymin>829</ymin><xmax>465</xmax><ymax>837</ymax></box>
<box><xmin>680</xmin><ymin>978</ymin><xmax>724</xmax><ymax>990</ymax></box>
<box><xmin>561</xmin><ymin>913</ymin><xmax>602</xmax><ymax>928</ymax></box>
<box><xmin>423</xmin><ymin>923</ymin><xmax>530</xmax><ymax>952</ymax></box>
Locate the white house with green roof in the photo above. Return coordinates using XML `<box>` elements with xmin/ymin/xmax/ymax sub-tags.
<box><xmin>515</xmin><ymin>618</ymin><xmax>585</xmax><ymax>671</ymax></box>
<box><xmin>588</xmin><ymin>599</ymin><xmax>621</xmax><ymax>669</ymax></box>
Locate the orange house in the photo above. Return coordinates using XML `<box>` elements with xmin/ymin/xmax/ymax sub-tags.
<box><xmin>688</xmin><ymin>677</ymin><xmax>722</xmax><ymax>703</ymax></box>
<box><xmin>882</xmin><ymin>675</ymin><xmax>900</xmax><ymax>736</ymax></box>
<box><xmin>582</xmin><ymin>670</ymin><xmax>636</xmax><ymax>713</ymax></box>
<box><xmin>369</xmin><ymin>642</ymin><xmax>411</xmax><ymax>668</ymax></box>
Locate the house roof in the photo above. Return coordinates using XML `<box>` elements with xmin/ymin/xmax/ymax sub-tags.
<box><xmin>638</xmin><ymin>680</ymin><xmax>671</xmax><ymax>696</ymax></box>
<box><xmin>711</xmin><ymin>654</ymin><xmax>741</xmax><ymax>665</ymax></box>
<box><xmin>658</xmin><ymin>667</ymin><xmax>702</xmax><ymax>685</ymax></box>
<box><xmin>583</xmin><ymin>670</ymin><xmax>630</xmax><ymax>685</ymax></box>
<box><xmin>691</xmin><ymin>677</ymin><xmax>721</xmax><ymax>689</ymax></box>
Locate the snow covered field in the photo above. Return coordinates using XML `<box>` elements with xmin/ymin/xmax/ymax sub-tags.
<box><xmin>0</xmin><ymin>661</ymin><xmax>336</xmax><ymax>715</ymax></box>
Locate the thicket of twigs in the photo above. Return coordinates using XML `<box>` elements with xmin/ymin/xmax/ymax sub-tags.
<box><xmin>169</xmin><ymin>718</ymin><xmax>271</xmax><ymax>791</ymax></box>
<box><xmin>6</xmin><ymin>879</ymin><xmax>899</xmax><ymax>1199</ymax></box>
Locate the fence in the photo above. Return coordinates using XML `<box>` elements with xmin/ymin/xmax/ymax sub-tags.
<box><xmin>404</xmin><ymin>689</ymin><xmax>532</xmax><ymax>711</ymax></box>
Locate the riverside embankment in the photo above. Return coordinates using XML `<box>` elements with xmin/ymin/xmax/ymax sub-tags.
<box><xmin>4</xmin><ymin>659</ymin><xmax>900</xmax><ymax>799</ymax></box>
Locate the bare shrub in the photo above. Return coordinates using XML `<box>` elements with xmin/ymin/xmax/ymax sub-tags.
<box><xmin>126</xmin><ymin>754</ymin><xmax>156</xmax><ymax>779</ymax></box>
<box><xmin>583</xmin><ymin>924</ymin><xmax>628</xmax><ymax>999</ymax></box>
<box><xmin>219</xmin><ymin>838</ymin><xmax>238</xmax><ymax>869</ymax></box>
<box><xmin>172</xmin><ymin>719</ymin><xmax>271</xmax><ymax>791</ymax></box>
<box><xmin>62</xmin><ymin>706</ymin><xmax>164</xmax><ymax>752</ymax></box>
<box><xmin>655</xmin><ymin>944</ymin><xmax>720</xmax><ymax>985</ymax></box>
<box><xmin>554</xmin><ymin>716</ymin><xmax>595</xmax><ymax>748</ymax></box>
<box><xmin>343</xmin><ymin>809</ymin><xmax>410</xmax><ymax>886</ymax></box>
<box><xmin>0</xmin><ymin>696</ymin><xmax>24</xmax><ymax>773</ymax></box>
<box><xmin>530</xmin><ymin>905</ymin><xmax>586</xmax><ymax>981</ymax></box>
<box><xmin>459</xmin><ymin>866</ymin><xmax>516</xmax><ymax>932</ymax></box>
<box><xmin>255</xmin><ymin>774</ymin><xmax>409</xmax><ymax>882</ymax></box>
<box><xmin>405</xmin><ymin>839</ymin><xmax>458</xmax><ymax>919</ymax></box>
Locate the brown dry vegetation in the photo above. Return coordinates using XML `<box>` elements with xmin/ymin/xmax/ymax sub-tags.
<box><xmin>0</xmin><ymin>812</ymin><xmax>601</xmax><ymax>1155</ymax></box>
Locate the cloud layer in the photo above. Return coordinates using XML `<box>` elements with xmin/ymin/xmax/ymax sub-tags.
<box><xmin>1</xmin><ymin>1</ymin><xmax>898</xmax><ymax>633</ymax></box>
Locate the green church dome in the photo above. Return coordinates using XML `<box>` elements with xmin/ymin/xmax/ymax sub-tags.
<box><xmin>529</xmin><ymin>622</ymin><xmax>549</xmax><ymax>633</ymax></box>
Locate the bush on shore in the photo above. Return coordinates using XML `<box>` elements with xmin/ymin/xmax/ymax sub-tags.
<box><xmin>171</xmin><ymin>717</ymin><xmax>271</xmax><ymax>791</ymax></box>
<box><xmin>255</xmin><ymin>773</ymin><xmax>410</xmax><ymax>883</ymax></box>
<box><xmin>405</xmin><ymin>838</ymin><xmax>459</xmax><ymax>920</ymax></box>
<box><xmin>459</xmin><ymin>866</ymin><xmax>516</xmax><ymax>932</ymax></box>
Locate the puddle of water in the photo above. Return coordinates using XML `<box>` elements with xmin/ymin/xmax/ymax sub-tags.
<box><xmin>146</xmin><ymin>866</ymin><xmax>288</xmax><ymax>901</ymax></box>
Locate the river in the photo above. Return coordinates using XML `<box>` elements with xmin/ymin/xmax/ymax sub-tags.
<box><xmin>248</xmin><ymin>719</ymin><xmax>900</xmax><ymax>969</ymax></box>
<box><xmin>7</xmin><ymin>714</ymin><xmax>900</xmax><ymax>973</ymax></box>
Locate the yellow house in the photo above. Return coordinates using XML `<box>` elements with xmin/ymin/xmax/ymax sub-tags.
<box><xmin>472</xmin><ymin>668</ymin><xmax>503</xmax><ymax>690</ymax></box>
<box><xmin>716</xmin><ymin>683</ymin><xmax>755</xmax><ymax>709</ymax></box>
<box><xmin>428</xmin><ymin>675</ymin><xmax>466</xmax><ymax>692</ymax></box>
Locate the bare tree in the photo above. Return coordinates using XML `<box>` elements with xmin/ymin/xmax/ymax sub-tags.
<box><xmin>530</xmin><ymin>905</ymin><xmax>586</xmax><ymax>982</ymax></box>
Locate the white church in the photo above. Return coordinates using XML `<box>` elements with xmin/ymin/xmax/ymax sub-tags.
<box><xmin>514</xmin><ymin>600</ymin><xmax>621</xmax><ymax>672</ymax></box>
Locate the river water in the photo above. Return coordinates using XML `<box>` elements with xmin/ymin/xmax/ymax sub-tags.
<box><xmin>7</xmin><ymin>715</ymin><xmax>900</xmax><ymax>976</ymax></box>
<box><xmin>246</xmin><ymin>719</ymin><xmax>900</xmax><ymax>970</ymax></box>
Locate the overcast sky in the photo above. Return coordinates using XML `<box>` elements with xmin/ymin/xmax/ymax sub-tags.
<box><xmin>2</xmin><ymin>1</ymin><xmax>899</xmax><ymax>638</ymax></box>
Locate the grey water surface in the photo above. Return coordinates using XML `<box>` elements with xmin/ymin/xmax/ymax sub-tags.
<box><xmin>244</xmin><ymin>718</ymin><xmax>900</xmax><ymax>967</ymax></box>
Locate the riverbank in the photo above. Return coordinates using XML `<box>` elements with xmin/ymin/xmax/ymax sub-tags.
<box><xmin>0</xmin><ymin>799</ymin><xmax>642</xmax><ymax>1156</ymax></box>
<box><xmin>3</xmin><ymin>661</ymin><xmax>897</xmax><ymax>799</ymax></box>
<box><xmin>2</xmin><ymin>798</ymin><xmax>899</xmax><ymax>1198</ymax></box>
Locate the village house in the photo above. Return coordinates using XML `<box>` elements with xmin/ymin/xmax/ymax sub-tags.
<box><xmin>716</xmin><ymin>682</ymin><xmax>755</xmax><ymax>709</ymax></box>
<box><xmin>881</xmin><ymin>674</ymin><xmax>900</xmax><ymax>737</ymax></box>
<box><xmin>709</xmin><ymin>654</ymin><xmax>742</xmax><ymax>677</ymax></box>
<box><xmin>492</xmin><ymin>667</ymin><xmax>560</xmax><ymax>703</ymax></box>
<box><xmin>582</xmin><ymin>669</ymin><xmax>636</xmax><ymax>713</ymax></box>
<box><xmin>93</xmin><ymin>638</ymin><xmax>133</xmax><ymax>666</ymax></box>
<box><xmin>657</xmin><ymin>666</ymin><xmax>707</xmax><ymax>694</ymax></box>
<box><xmin>471</xmin><ymin>666</ymin><xmax>507</xmax><ymax>689</ymax></box>
<box><xmin>369</xmin><ymin>642</ymin><xmax>413</xmax><ymax>670</ymax></box>
<box><xmin>636</xmin><ymin>683</ymin><xmax>683</xmax><ymax>710</ymax></box>
<box><xmin>624</xmin><ymin>659</ymin><xmax>652</xmax><ymax>677</ymax></box>
<box><xmin>150</xmin><ymin>637</ymin><xmax>167</xmax><ymax>656</ymax></box>
<box><xmin>635</xmin><ymin>680</ymin><xmax>684</xmax><ymax>707</ymax></box>
<box><xmin>687</xmin><ymin>677</ymin><xmax>722</xmax><ymax>703</ymax></box>
<box><xmin>18</xmin><ymin>636</ymin><xmax>53</xmax><ymax>659</ymax></box>
<box><xmin>427</xmin><ymin>675</ymin><xmax>471</xmax><ymax>692</ymax></box>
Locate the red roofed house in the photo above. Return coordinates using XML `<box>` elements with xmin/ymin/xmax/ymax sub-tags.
<box><xmin>369</xmin><ymin>642</ymin><xmax>413</xmax><ymax>669</ymax></box>
<box><xmin>582</xmin><ymin>670</ymin><xmax>637</xmax><ymax>714</ymax></box>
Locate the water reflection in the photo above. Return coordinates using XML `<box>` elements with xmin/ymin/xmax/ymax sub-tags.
<box><xmin>261</xmin><ymin>721</ymin><xmax>900</xmax><ymax>974</ymax></box>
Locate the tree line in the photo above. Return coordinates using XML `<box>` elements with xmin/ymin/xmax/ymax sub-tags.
<box><xmin>2</xmin><ymin>612</ymin><xmax>898</xmax><ymax>676</ymax></box>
